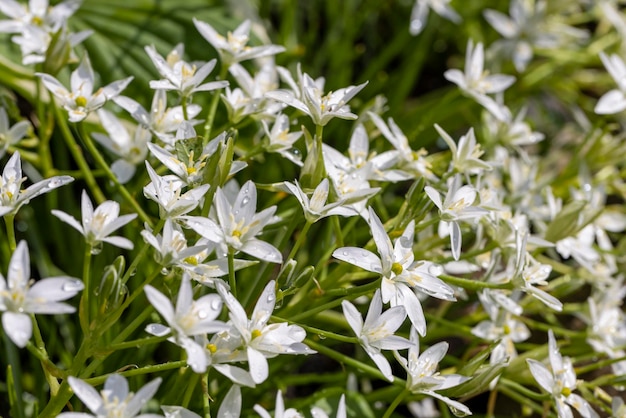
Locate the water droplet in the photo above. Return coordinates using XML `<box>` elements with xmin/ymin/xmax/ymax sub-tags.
<box><xmin>317</xmin><ymin>334</ymin><xmax>326</xmax><ymax>340</ymax></box>
<box><xmin>265</xmin><ymin>252</ymin><xmax>276</xmax><ymax>260</ymax></box>
<box><xmin>342</xmin><ymin>250</ymin><xmax>348</xmax><ymax>256</ymax></box>
<box><xmin>361</xmin><ymin>251</ymin><xmax>369</xmax><ymax>257</ymax></box>
<box><xmin>266</xmin><ymin>293</ymin><xmax>275</xmax><ymax>303</ymax></box>
<box><xmin>161</xmin><ymin>267</ymin><xmax>169</xmax><ymax>275</ymax></box>
<box><xmin>129</xmin><ymin>268</ymin><xmax>137</xmax><ymax>277</ymax></box>
<box><xmin>197</xmin><ymin>310</ymin><xmax>208</xmax><ymax>319</ymax></box>
<box><xmin>428</xmin><ymin>264</ymin><xmax>443</xmax><ymax>276</ymax></box>
<box><xmin>288</xmin><ymin>147</ymin><xmax>301</xmax><ymax>156</ymax></box>
<box><xmin>90</xmin><ymin>243</ymin><xmax>103</xmax><ymax>255</ymax></box>
<box><xmin>62</xmin><ymin>280</ymin><xmax>84</xmax><ymax>293</ymax></box>
<box><xmin>210</xmin><ymin>299</ymin><xmax>221</xmax><ymax>310</ymax></box>
<box><xmin>234</xmin><ymin>210</ymin><xmax>239</xmax><ymax>215</ymax></box>
<box><xmin>47</xmin><ymin>179</ymin><xmax>62</xmax><ymax>188</ymax></box>
<box><xmin>348</xmin><ymin>258</ymin><xmax>356</xmax><ymax>264</ymax></box>
<box><xmin>241</xmin><ymin>196</ymin><xmax>250</xmax><ymax>206</ymax></box>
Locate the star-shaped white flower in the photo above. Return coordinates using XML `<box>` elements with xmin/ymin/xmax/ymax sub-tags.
<box><xmin>216</xmin><ymin>280</ymin><xmax>315</xmax><ymax>384</ymax></box>
<box><xmin>145</xmin><ymin>273</ymin><xmax>227</xmax><ymax>373</ymax></box>
<box><xmin>58</xmin><ymin>374</ymin><xmax>162</xmax><ymax>418</ymax></box>
<box><xmin>334</xmin><ymin>207</ymin><xmax>455</xmax><ymax>335</ymax></box>
<box><xmin>184</xmin><ymin>180</ymin><xmax>282</xmax><ymax>263</ymax></box>
<box><xmin>444</xmin><ymin>40</ymin><xmax>515</xmax><ymax>121</ymax></box>
<box><xmin>527</xmin><ymin>330</ymin><xmax>599</xmax><ymax>418</ymax></box>
<box><xmin>0</xmin><ymin>240</ymin><xmax>83</xmax><ymax>347</ymax></box>
<box><xmin>394</xmin><ymin>327</ymin><xmax>471</xmax><ymax>416</ymax></box>
<box><xmin>37</xmin><ymin>55</ymin><xmax>133</xmax><ymax>123</ymax></box>
<box><xmin>266</xmin><ymin>65</ymin><xmax>367</xmax><ymax>126</ymax></box>
<box><xmin>145</xmin><ymin>44</ymin><xmax>228</xmax><ymax>97</ymax></box>
<box><xmin>342</xmin><ymin>289</ymin><xmax>412</xmax><ymax>381</ymax></box>
<box><xmin>0</xmin><ymin>107</ymin><xmax>30</xmax><ymax>158</ymax></box>
<box><xmin>193</xmin><ymin>19</ymin><xmax>285</xmax><ymax>68</ymax></box>
<box><xmin>52</xmin><ymin>189</ymin><xmax>137</xmax><ymax>253</ymax></box>
<box><xmin>0</xmin><ymin>151</ymin><xmax>73</xmax><ymax>217</ymax></box>
<box><xmin>595</xmin><ymin>52</ymin><xmax>626</xmax><ymax>115</ymax></box>
<box><xmin>409</xmin><ymin>0</ymin><xmax>461</xmax><ymax>35</ymax></box>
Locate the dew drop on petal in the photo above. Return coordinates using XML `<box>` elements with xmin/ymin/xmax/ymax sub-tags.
<box><xmin>241</xmin><ymin>196</ymin><xmax>250</xmax><ymax>206</ymax></box>
<box><xmin>62</xmin><ymin>279</ymin><xmax>84</xmax><ymax>293</ymax></box>
<box><xmin>266</xmin><ymin>293</ymin><xmax>275</xmax><ymax>303</ymax></box>
<box><xmin>287</xmin><ymin>147</ymin><xmax>301</xmax><ymax>157</ymax></box>
<box><xmin>342</xmin><ymin>250</ymin><xmax>348</xmax><ymax>256</ymax></box>
<box><xmin>428</xmin><ymin>264</ymin><xmax>443</xmax><ymax>276</ymax></box>
<box><xmin>210</xmin><ymin>299</ymin><xmax>221</xmax><ymax>310</ymax></box>
<box><xmin>234</xmin><ymin>210</ymin><xmax>239</xmax><ymax>215</ymax></box>
<box><xmin>197</xmin><ymin>310</ymin><xmax>208</xmax><ymax>319</ymax></box>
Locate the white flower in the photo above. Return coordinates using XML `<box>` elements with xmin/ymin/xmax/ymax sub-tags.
<box><xmin>37</xmin><ymin>55</ymin><xmax>133</xmax><ymax>123</ymax></box>
<box><xmin>284</xmin><ymin>178</ymin><xmax>364</xmax><ymax>224</ymax></box>
<box><xmin>0</xmin><ymin>0</ymin><xmax>81</xmax><ymax>34</ymax></box>
<box><xmin>51</xmin><ymin>190</ymin><xmax>137</xmax><ymax>252</ymax></box>
<box><xmin>435</xmin><ymin>124</ymin><xmax>491</xmax><ymax>175</ymax></box>
<box><xmin>162</xmin><ymin>405</ymin><xmax>201</xmax><ymax>418</ymax></box>
<box><xmin>0</xmin><ymin>241</ymin><xmax>83</xmax><ymax>347</ymax></box>
<box><xmin>0</xmin><ymin>107</ymin><xmax>30</xmax><ymax>158</ymax></box>
<box><xmin>216</xmin><ymin>280</ymin><xmax>315</xmax><ymax>384</ymax></box>
<box><xmin>425</xmin><ymin>175</ymin><xmax>488</xmax><ymax>260</ymax></box>
<box><xmin>145</xmin><ymin>273</ymin><xmax>227</xmax><ymax>373</ymax></box>
<box><xmin>595</xmin><ymin>52</ymin><xmax>626</xmax><ymax>115</ymax></box>
<box><xmin>526</xmin><ymin>330</ymin><xmax>599</xmax><ymax>418</ymax></box>
<box><xmin>342</xmin><ymin>289</ymin><xmax>412</xmax><ymax>381</ymax></box>
<box><xmin>193</xmin><ymin>19</ymin><xmax>285</xmax><ymax>68</ymax></box>
<box><xmin>58</xmin><ymin>374</ymin><xmax>162</xmax><ymax>418</ymax></box>
<box><xmin>140</xmin><ymin>219</ymin><xmax>206</xmax><ymax>268</ymax></box>
<box><xmin>254</xmin><ymin>390</ymin><xmax>301</xmax><ymax>418</ymax></box>
<box><xmin>92</xmin><ymin>109</ymin><xmax>150</xmax><ymax>184</ymax></box>
<box><xmin>266</xmin><ymin>65</ymin><xmax>367</xmax><ymax>126</ymax></box>
<box><xmin>262</xmin><ymin>114</ymin><xmax>303</xmax><ymax>165</ymax></box>
<box><xmin>409</xmin><ymin>0</ymin><xmax>461</xmax><ymax>35</ymax></box>
<box><xmin>143</xmin><ymin>162</ymin><xmax>210</xmax><ymax>219</ymax></box>
<box><xmin>444</xmin><ymin>40</ymin><xmax>515</xmax><ymax>121</ymax></box>
<box><xmin>334</xmin><ymin>207</ymin><xmax>455</xmax><ymax>335</ymax></box>
<box><xmin>114</xmin><ymin>89</ymin><xmax>201</xmax><ymax>146</ymax></box>
<box><xmin>0</xmin><ymin>151</ymin><xmax>73</xmax><ymax>217</ymax></box>
<box><xmin>395</xmin><ymin>327</ymin><xmax>471</xmax><ymax>416</ymax></box>
<box><xmin>145</xmin><ymin>44</ymin><xmax>228</xmax><ymax>97</ymax></box>
<box><xmin>184</xmin><ymin>180</ymin><xmax>282</xmax><ymax>263</ymax></box>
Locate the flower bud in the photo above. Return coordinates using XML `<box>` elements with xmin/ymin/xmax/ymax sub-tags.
<box><xmin>95</xmin><ymin>256</ymin><xmax>128</xmax><ymax>317</ymax></box>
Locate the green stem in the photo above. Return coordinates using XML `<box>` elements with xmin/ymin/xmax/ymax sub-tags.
<box><xmin>84</xmin><ymin>361</ymin><xmax>187</xmax><ymax>386</ymax></box>
<box><xmin>203</xmin><ymin>66</ymin><xmax>228</xmax><ymax>144</ymax></box>
<box><xmin>202</xmin><ymin>371</ymin><xmax>211</xmax><ymax>418</ymax></box>
<box><xmin>382</xmin><ymin>389</ymin><xmax>408</xmax><ymax>418</ymax></box>
<box><xmin>182</xmin><ymin>96</ymin><xmax>189</xmax><ymax>120</ymax></box>
<box><xmin>3</xmin><ymin>330</ymin><xmax>25</xmax><ymax>418</ymax></box>
<box><xmin>331</xmin><ymin>216</ymin><xmax>344</xmax><ymax>248</ymax></box>
<box><xmin>304</xmin><ymin>338</ymin><xmax>405</xmax><ymax>387</ymax></box>
<box><xmin>499</xmin><ymin>378</ymin><xmax>550</xmax><ymax>401</ymax></box>
<box><xmin>30</xmin><ymin>315</ymin><xmax>62</xmax><ymax>391</ymax></box>
<box><xmin>288</xmin><ymin>280</ymin><xmax>380</xmax><ymax>322</ymax></box>
<box><xmin>106</xmin><ymin>334</ymin><xmax>170</xmax><ymax>351</ymax></box>
<box><xmin>77</xmin><ymin>123</ymin><xmax>153</xmax><ymax>228</ymax></box>
<box><xmin>121</xmin><ymin>219</ymin><xmax>165</xmax><ymax>285</ymax></box>
<box><xmin>4</xmin><ymin>214</ymin><xmax>16</xmax><ymax>252</ymax></box>
<box><xmin>287</xmin><ymin>221</ymin><xmax>312</xmax><ymax>262</ymax></box>
<box><xmin>52</xmin><ymin>99</ymin><xmax>106</xmax><ymax>203</ymax></box>
<box><xmin>271</xmin><ymin>315</ymin><xmax>358</xmax><ymax>343</ymax></box>
<box><xmin>83</xmin><ymin>246</ymin><xmax>92</xmax><ymax>330</ymax></box>
<box><xmin>438</xmin><ymin>274</ymin><xmax>513</xmax><ymax>291</ymax></box>
<box><xmin>228</xmin><ymin>247</ymin><xmax>237</xmax><ymax>299</ymax></box>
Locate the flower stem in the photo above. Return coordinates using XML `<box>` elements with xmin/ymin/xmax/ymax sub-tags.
<box><xmin>228</xmin><ymin>247</ymin><xmax>237</xmax><ymax>299</ymax></box>
<box><xmin>3</xmin><ymin>330</ymin><xmax>25</xmax><ymax>418</ymax></box>
<box><xmin>287</xmin><ymin>220</ymin><xmax>312</xmax><ymax>262</ymax></box>
<box><xmin>84</xmin><ymin>361</ymin><xmax>187</xmax><ymax>386</ymax></box>
<box><xmin>203</xmin><ymin>66</ymin><xmax>228</xmax><ymax>145</ymax></box>
<box><xmin>82</xmin><ymin>246</ymin><xmax>92</xmax><ymax>331</ymax></box>
<box><xmin>4</xmin><ymin>214</ymin><xmax>16</xmax><ymax>252</ymax></box>
<box><xmin>271</xmin><ymin>315</ymin><xmax>358</xmax><ymax>343</ymax></box>
<box><xmin>121</xmin><ymin>218</ymin><xmax>165</xmax><ymax>285</ymax></box>
<box><xmin>202</xmin><ymin>370</ymin><xmax>212</xmax><ymax>418</ymax></box>
<box><xmin>331</xmin><ymin>216</ymin><xmax>344</xmax><ymax>248</ymax></box>
<box><xmin>438</xmin><ymin>274</ymin><xmax>513</xmax><ymax>291</ymax></box>
<box><xmin>382</xmin><ymin>389</ymin><xmax>408</xmax><ymax>418</ymax></box>
<box><xmin>106</xmin><ymin>334</ymin><xmax>169</xmax><ymax>351</ymax></box>
<box><xmin>51</xmin><ymin>99</ymin><xmax>106</xmax><ymax>203</ymax></box>
<box><xmin>304</xmin><ymin>338</ymin><xmax>406</xmax><ymax>387</ymax></box>
<box><xmin>77</xmin><ymin>123</ymin><xmax>153</xmax><ymax>228</ymax></box>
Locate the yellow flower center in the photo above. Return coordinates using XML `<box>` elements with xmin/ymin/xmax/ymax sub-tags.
<box><xmin>391</xmin><ymin>262</ymin><xmax>403</xmax><ymax>276</ymax></box>
<box><xmin>561</xmin><ymin>387</ymin><xmax>571</xmax><ymax>397</ymax></box>
<box><xmin>251</xmin><ymin>329</ymin><xmax>262</xmax><ymax>339</ymax></box>
<box><xmin>206</xmin><ymin>343</ymin><xmax>217</xmax><ymax>354</ymax></box>
<box><xmin>75</xmin><ymin>96</ymin><xmax>88</xmax><ymax>107</ymax></box>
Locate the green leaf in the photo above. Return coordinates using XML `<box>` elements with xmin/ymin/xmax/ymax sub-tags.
<box><xmin>438</xmin><ymin>363</ymin><xmax>505</xmax><ymax>399</ymax></box>
<box><xmin>544</xmin><ymin>200</ymin><xmax>586</xmax><ymax>242</ymax></box>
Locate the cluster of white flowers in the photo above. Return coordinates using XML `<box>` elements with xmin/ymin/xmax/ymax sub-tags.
<box><xmin>0</xmin><ymin>0</ymin><xmax>625</xmax><ymax>417</ymax></box>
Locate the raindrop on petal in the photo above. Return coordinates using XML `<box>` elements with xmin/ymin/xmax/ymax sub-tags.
<box><xmin>62</xmin><ymin>279</ymin><xmax>84</xmax><ymax>293</ymax></box>
<box><xmin>197</xmin><ymin>310</ymin><xmax>208</xmax><ymax>319</ymax></box>
<box><xmin>266</xmin><ymin>293</ymin><xmax>275</xmax><ymax>303</ymax></box>
<box><xmin>428</xmin><ymin>264</ymin><xmax>443</xmax><ymax>276</ymax></box>
<box><xmin>210</xmin><ymin>299</ymin><xmax>221</xmax><ymax>310</ymax></box>
<box><xmin>241</xmin><ymin>196</ymin><xmax>250</xmax><ymax>206</ymax></box>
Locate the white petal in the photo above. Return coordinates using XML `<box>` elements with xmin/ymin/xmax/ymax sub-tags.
<box><xmin>332</xmin><ymin>247</ymin><xmax>382</xmax><ymax>273</ymax></box>
<box><xmin>217</xmin><ymin>385</ymin><xmax>242</xmax><ymax>418</ymax></box>
<box><xmin>240</xmin><ymin>239</ymin><xmax>282</xmax><ymax>263</ymax></box>
<box><xmin>341</xmin><ymin>300</ymin><xmax>363</xmax><ymax>336</ymax></box>
<box><xmin>595</xmin><ymin>89</ymin><xmax>626</xmax><ymax>115</ymax></box>
<box><xmin>67</xmin><ymin>376</ymin><xmax>104</xmax><ymax>413</ymax></box>
<box><xmin>2</xmin><ymin>311</ymin><xmax>31</xmax><ymax>347</ymax></box>
<box><xmin>526</xmin><ymin>359</ymin><xmax>554</xmax><ymax>393</ymax></box>
<box><xmin>248</xmin><ymin>347</ymin><xmax>269</xmax><ymax>384</ymax></box>
<box><xmin>144</xmin><ymin>285</ymin><xmax>175</xmax><ymax>325</ymax></box>
<box><xmin>125</xmin><ymin>377</ymin><xmax>161</xmax><ymax>416</ymax></box>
